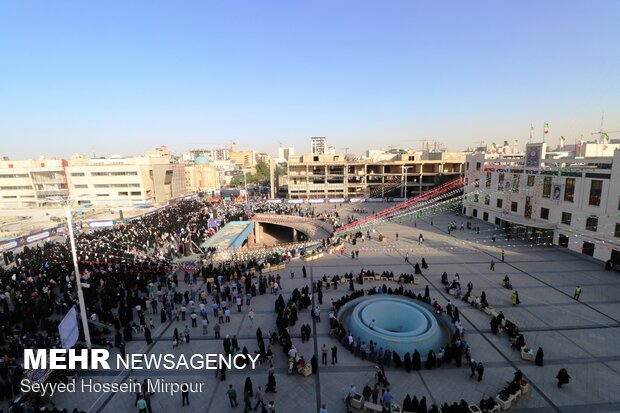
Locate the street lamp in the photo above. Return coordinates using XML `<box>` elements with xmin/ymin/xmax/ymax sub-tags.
<box><xmin>401</xmin><ymin>165</ymin><xmax>415</xmax><ymax>200</ymax></box>
<box><xmin>243</xmin><ymin>172</ymin><xmax>248</xmax><ymax>206</ymax></box>
<box><xmin>45</xmin><ymin>196</ymin><xmax>92</xmax><ymax>349</ymax></box>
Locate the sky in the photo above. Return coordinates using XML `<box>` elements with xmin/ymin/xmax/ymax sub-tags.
<box><xmin>1</xmin><ymin>0</ymin><xmax>619</xmax><ymax>159</ymax></box>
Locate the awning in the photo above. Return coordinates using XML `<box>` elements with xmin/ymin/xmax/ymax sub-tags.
<box><xmin>497</xmin><ymin>213</ymin><xmax>557</xmax><ymax>230</ymax></box>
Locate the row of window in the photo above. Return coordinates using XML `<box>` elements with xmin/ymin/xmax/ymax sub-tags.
<box><xmin>71</xmin><ymin>171</ymin><xmax>138</xmax><ymax>177</ymax></box>
<box><xmin>0</xmin><ymin>174</ymin><xmax>30</xmax><ymax>179</ymax></box>
<box><xmin>480</xmin><ymin>195</ymin><xmax>618</xmax><ymax>235</ymax></box>
<box><xmin>0</xmin><ymin>185</ymin><xmax>32</xmax><ymax>190</ymax></box>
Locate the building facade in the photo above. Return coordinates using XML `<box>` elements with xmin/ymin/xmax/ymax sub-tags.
<box><xmin>311</xmin><ymin>137</ymin><xmax>327</xmax><ymax>155</ymax></box>
<box><xmin>464</xmin><ymin>141</ymin><xmax>620</xmax><ymax>264</ymax></box>
<box><xmin>287</xmin><ymin>151</ymin><xmax>466</xmax><ymax>199</ymax></box>
<box><xmin>0</xmin><ymin>153</ymin><xmax>193</xmax><ymax>208</ymax></box>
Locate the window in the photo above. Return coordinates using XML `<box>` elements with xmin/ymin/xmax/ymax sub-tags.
<box><xmin>486</xmin><ymin>172</ymin><xmax>491</xmax><ymax>188</ymax></box>
<box><xmin>484</xmin><ymin>194</ymin><xmax>490</xmax><ymax>205</ymax></box>
<box><xmin>95</xmin><ymin>194</ymin><xmax>109</xmax><ymax>197</ymax></box>
<box><xmin>496</xmin><ymin>199</ymin><xmax>503</xmax><ymax>208</ymax></box>
<box><xmin>564</xmin><ymin>178</ymin><xmax>575</xmax><ymax>202</ymax></box>
<box><xmin>527</xmin><ymin>175</ymin><xmax>535</xmax><ymax>187</ymax></box>
<box><xmin>472</xmin><ymin>209</ymin><xmax>478</xmax><ymax>217</ymax></box>
<box><xmin>498</xmin><ymin>173</ymin><xmax>504</xmax><ymax>190</ymax></box>
<box><xmin>540</xmin><ymin>207</ymin><xmax>549</xmax><ymax>220</ymax></box>
<box><xmin>483</xmin><ymin>212</ymin><xmax>489</xmax><ymax>221</ymax></box>
<box><xmin>71</xmin><ymin>172</ymin><xmax>85</xmax><ymax>177</ymax></box>
<box><xmin>0</xmin><ymin>185</ymin><xmax>31</xmax><ymax>190</ymax></box>
<box><xmin>542</xmin><ymin>177</ymin><xmax>552</xmax><ymax>198</ymax></box>
<box><xmin>589</xmin><ymin>180</ymin><xmax>603</xmax><ymax>206</ymax></box>
<box><xmin>582</xmin><ymin>241</ymin><xmax>595</xmax><ymax>256</ymax></box>
<box><xmin>511</xmin><ymin>202</ymin><xmax>518</xmax><ymax>212</ymax></box>
<box><xmin>561</xmin><ymin>212</ymin><xmax>572</xmax><ymax>225</ymax></box>
<box><xmin>495</xmin><ymin>217</ymin><xmax>501</xmax><ymax>225</ymax></box>
<box><xmin>474</xmin><ymin>194</ymin><xmax>479</xmax><ymax>203</ymax></box>
<box><xmin>615</xmin><ymin>223</ymin><xmax>620</xmax><ymax>238</ymax></box>
<box><xmin>476</xmin><ymin>162</ymin><xmax>481</xmax><ymax>169</ymax></box>
<box><xmin>131</xmin><ymin>191</ymin><xmax>141</xmax><ymax>196</ymax></box>
<box><xmin>0</xmin><ymin>174</ymin><xmax>29</xmax><ymax>179</ymax></box>
<box><xmin>585</xmin><ymin>216</ymin><xmax>598</xmax><ymax>232</ymax></box>
<box><xmin>512</xmin><ymin>174</ymin><xmax>520</xmax><ymax>192</ymax></box>
<box><xmin>74</xmin><ymin>184</ymin><xmax>88</xmax><ymax>189</ymax></box>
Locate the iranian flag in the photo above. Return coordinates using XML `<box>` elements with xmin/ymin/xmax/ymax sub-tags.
<box><xmin>544</xmin><ymin>122</ymin><xmax>549</xmax><ymax>134</ymax></box>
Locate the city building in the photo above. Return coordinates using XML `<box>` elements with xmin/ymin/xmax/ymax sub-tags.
<box><xmin>277</xmin><ymin>146</ymin><xmax>295</xmax><ymax>162</ymax></box>
<box><xmin>287</xmin><ymin>151</ymin><xmax>466</xmax><ymax>199</ymax></box>
<box><xmin>464</xmin><ymin>140</ymin><xmax>620</xmax><ymax>263</ymax></box>
<box><xmin>311</xmin><ymin>137</ymin><xmax>327</xmax><ymax>155</ymax></box>
<box><xmin>185</xmin><ymin>156</ymin><xmax>220</xmax><ymax>195</ymax></box>
<box><xmin>0</xmin><ymin>148</ymin><xmax>197</xmax><ymax>208</ymax></box>
<box><xmin>189</xmin><ymin>148</ymin><xmax>230</xmax><ymax>161</ymax></box>
<box><xmin>0</xmin><ymin>158</ymin><xmax>68</xmax><ymax>207</ymax></box>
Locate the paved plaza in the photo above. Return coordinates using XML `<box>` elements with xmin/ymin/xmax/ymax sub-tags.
<box><xmin>51</xmin><ymin>207</ymin><xmax>620</xmax><ymax>413</ymax></box>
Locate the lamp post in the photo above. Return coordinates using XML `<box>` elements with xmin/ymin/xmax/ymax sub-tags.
<box><xmin>243</xmin><ymin>172</ymin><xmax>248</xmax><ymax>206</ymax></box>
<box><xmin>48</xmin><ymin>197</ymin><xmax>92</xmax><ymax>349</ymax></box>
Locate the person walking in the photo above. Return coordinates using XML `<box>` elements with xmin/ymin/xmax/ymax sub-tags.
<box><xmin>243</xmin><ymin>390</ymin><xmax>252</xmax><ymax>413</ymax></box>
<box><xmin>556</xmin><ymin>368</ymin><xmax>571</xmax><ymax>388</ymax></box>
<box><xmin>574</xmin><ymin>285</ymin><xmax>582</xmax><ymax>300</ymax></box>
<box><xmin>227</xmin><ymin>384</ymin><xmax>239</xmax><ymax>407</ymax></box>
<box><xmin>476</xmin><ymin>362</ymin><xmax>484</xmax><ymax>382</ymax></box>
<box><xmin>249</xmin><ymin>308</ymin><xmax>255</xmax><ymax>326</ymax></box>
<box><xmin>405</xmin><ymin>252</ymin><xmax>409</xmax><ymax>263</ymax></box>
<box><xmin>137</xmin><ymin>395</ymin><xmax>147</xmax><ymax>413</ymax></box>
<box><xmin>181</xmin><ymin>383</ymin><xmax>190</xmax><ymax>406</ymax></box>
<box><xmin>331</xmin><ymin>345</ymin><xmax>338</xmax><ymax>365</ymax></box>
<box><xmin>319</xmin><ymin>404</ymin><xmax>329</xmax><ymax>413</ymax></box>
<box><xmin>321</xmin><ymin>344</ymin><xmax>328</xmax><ymax>365</ymax></box>
<box><xmin>490</xmin><ymin>259</ymin><xmax>495</xmax><ymax>271</ymax></box>
<box><xmin>253</xmin><ymin>386</ymin><xmax>265</xmax><ymax>410</ymax></box>
<box><xmin>501</xmin><ymin>249</ymin><xmax>505</xmax><ymax>262</ymax></box>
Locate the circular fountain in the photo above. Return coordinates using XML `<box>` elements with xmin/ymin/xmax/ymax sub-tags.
<box><xmin>338</xmin><ymin>295</ymin><xmax>453</xmax><ymax>358</ymax></box>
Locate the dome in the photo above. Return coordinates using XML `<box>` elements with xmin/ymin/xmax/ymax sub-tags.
<box><xmin>194</xmin><ymin>156</ymin><xmax>210</xmax><ymax>164</ymax></box>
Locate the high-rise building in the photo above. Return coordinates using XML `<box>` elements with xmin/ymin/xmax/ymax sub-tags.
<box><xmin>278</xmin><ymin>147</ymin><xmax>295</xmax><ymax>162</ymax></box>
<box><xmin>311</xmin><ymin>137</ymin><xmax>327</xmax><ymax>155</ymax></box>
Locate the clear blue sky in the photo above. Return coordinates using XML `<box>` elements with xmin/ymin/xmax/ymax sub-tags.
<box><xmin>1</xmin><ymin>0</ymin><xmax>619</xmax><ymax>159</ymax></box>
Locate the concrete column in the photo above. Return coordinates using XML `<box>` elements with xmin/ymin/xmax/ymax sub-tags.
<box><xmin>292</xmin><ymin>228</ymin><xmax>297</xmax><ymax>241</ymax></box>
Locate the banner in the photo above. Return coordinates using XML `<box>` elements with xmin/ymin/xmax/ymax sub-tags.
<box><xmin>552</xmin><ymin>184</ymin><xmax>562</xmax><ymax>201</ymax></box>
<box><xmin>328</xmin><ymin>198</ymin><xmax>346</xmax><ymax>203</ymax></box>
<box><xmin>287</xmin><ymin>199</ymin><xmax>304</xmax><ymax>204</ymax></box>
<box><xmin>308</xmin><ymin>199</ymin><xmax>326</xmax><ymax>204</ymax></box>
<box><xmin>59</xmin><ymin>306</ymin><xmax>79</xmax><ymax>350</ymax></box>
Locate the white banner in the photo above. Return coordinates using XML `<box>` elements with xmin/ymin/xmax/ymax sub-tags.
<box><xmin>59</xmin><ymin>306</ymin><xmax>79</xmax><ymax>350</ymax></box>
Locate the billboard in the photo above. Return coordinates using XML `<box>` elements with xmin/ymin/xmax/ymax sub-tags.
<box><xmin>59</xmin><ymin>306</ymin><xmax>79</xmax><ymax>350</ymax></box>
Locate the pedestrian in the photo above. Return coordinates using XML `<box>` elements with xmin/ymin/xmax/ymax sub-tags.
<box><xmin>322</xmin><ymin>344</ymin><xmax>328</xmax><ymax>365</ymax></box>
<box><xmin>137</xmin><ymin>395</ymin><xmax>147</xmax><ymax>413</ymax></box>
<box><xmin>253</xmin><ymin>385</ymin><xmax>265</xmax><ymax>410</ymax></box>
<box><xmin>226</xmin><ymin>384</ymin><xmax>239</xmax><ymax>407</ymax></box>
<box><xmin>501</xmin><ymin>249</ymin><xmax>505</xmax><ymax>262</ymax></box>
<box><xmin>191</xmin><ymin>312</ymin><xmax>197</xmax><ymax>327</ymax></box>
<box><xmin>405</xmin><ymin>252</ymin><xmax>409</xmax><ymax>263</ymax></box>
<box><xmin>396</xmin><ymin>233</ymin><xmax>399</xmax><ymax>241</ymax></box>
<box><xmin>469</xmin><ymin>359</ymin><xmax>477</xmax><ymax>378</ymax></box>
<box><xmin>181</xmin><ymin>383</ymin><xmax>190</xmax><ymax>406</ymax></box>
<box><xmin>490</xmin><ymin>259</ymin><xmax>495</xmax><ymax>271</ymax></box>
<box><xmin>249</xmin><ymin>308</ymin><xmax>255</xmax><ymax>326</ymax></box>
<box><xmin>202</xmin><ymin>317</ymin><xmax>209</xmax><ymax>335</ymax></box>
<box><xmin>556</xmin><ymin>368</ymin><xmax>571</xmax><ymax>388</ymax></box>
<box><xmin>476</xmin><ymin>362</ymin><xmax>484</xmax><ymax>382</ymax></box>
<box><xmin>319</xmin><ymin>404</ymin><xmax>329</xmax><ymax>413</ymax></box>
<box><xmin>535</xmin><ymin>347</ymin><xmax>544</xmax><ymax>366</ymax></box>
<box><xmin>243</xmin><ymin>390</ymin><xmax>252</xmax><ymax>413</ymax></box>
<box><xmin>331</xmin><ymin>345</ymin><xmax>338</xmax><ymax>364</ymax></box>
<box><xmin>574</xmin><ymin>285</ymin><xmax>582</xmax><ymax>300</ymax></box>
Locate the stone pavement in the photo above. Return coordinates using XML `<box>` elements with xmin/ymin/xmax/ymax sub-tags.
<box><xmin>51</xmin><ymin>207</ymin><xmax>620</xmax><ymax>413</ymax></box>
